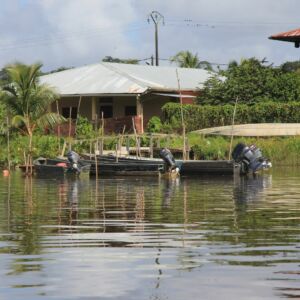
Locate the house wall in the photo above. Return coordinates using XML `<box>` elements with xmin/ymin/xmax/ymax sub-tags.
<box><xmin>142</xmin><ymin>95</ymin><xmax>174</xmax><ymax>126</ymax></box>
<box><xmin>51</xmin><ymin>96</ymin><xmax>93</xmax><ymax>119</ymax></box>
<box><xmin>111</xmin><ymin>97</ymin><xmax>136</xmax><ymax>117</ymax></box>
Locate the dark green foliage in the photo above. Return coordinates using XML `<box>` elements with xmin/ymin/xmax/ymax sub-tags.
<box><xmin>42</xmin><ymin>66</ymin><xmax>73</xmax><ymax>75</ymax></box>
<box><xmin>102</xmin><ymin>56</ymin><xmax>139</xmax><ymax>65</ymax></box>
<box><xmin>75</xmin><ymin>115</ymin><xmax>95</xmax><ymax>138</ymax></box>
<box><xmin>0</xmin><ymin>134</ymin><xmax>62</xmax><ymax>166</ymax></box>
<box><xmin>0</xmin><ymin>102</ymin><xmax>7</xmax><ymax>135</ymax></box>
<box><xmin>200</xmin><ymin>58</ymin><xmax>300</xmax><ymax>105</ymax></box>
<box><xmin>162</xmin><ymin>102</ymin><xmax>300</xmax><ymax>132</ymax></box>
<box><xmin>147</xmin><ymin>116</ymin><xmax>162</xmax><ymax>133</ymax></box>
<box><xmin>280</xmin><ymin>60</ymin><xmax>300</xmax><ymax>73</ymax></box>
<box><xmin>0</xmin><ymin>68</ymin><xmax>9</xmax><ymax>87</ymax></box>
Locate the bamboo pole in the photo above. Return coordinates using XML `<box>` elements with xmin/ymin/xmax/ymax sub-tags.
<box><xmin>68</xmin><ymin>107</ymin><xmax>72</xmax><ymax>139</ymax></box>
<box><xmin>228</xmin><ymin>96</ymin><xmax>239</xmax><ymax>161</ymax></box>
<box><xmin>176</xmin><ymin>69</ymin><xmax>186</xmax><ymax>161</ymax></box>
<box><xmin>95</xmin><ymin>142</ymin><xmax>98</xmax><ymax>179</ymax></box>
<box><xmin>24</xmin><ymin>150</ymin><xmax>28</xmax><ymax>174</ymax></box>
<box><xmin>132</xmin><ymin>117</ymin><xmax>140</xmax><ymax>158</ymax></box>
<box><xmin>75</xmin><ymin>96</ymin><xmax>82</xmax><ymax>138</ymax></box>
<box><xmin>119</xmin><ymin>125</ymin><xmax>126</xmax><ymax>157</ymax></box>
<box><xmin>185</xmin><ymin>137</ymin><xmax>190</xmax><ymax>160</ymax></box>
<box><xmin>61</xmin><ymin>140</ymin><xmax>67</xmax><ymax>157</ymax></box>
<box><xmin>95</xmin><ymin>113</ymin><xmax>98</xmax><ymax>132</ymax></box>
<box><xmin>115</xmin><ymin>143</ymin><xmax>119</xmax><ymax>163</ymax></box>
<box><xmin>56</xmin><ymin>100</ymin><xmax>61</xmax><ymax>153</ymax></box>
<box><xmin>126</xmin><ymin>136</ymin><xmax>130</xmax><ymax>156</ymax></box>
<box><xmin>157</xmin><ymin>137</ymin><xmax>160</xmax><ymax>149</ymax></box>
<box><xmin>150</xmin><ymin>134</ymin><xmax>153</xmax><ymax>158</ymax></box>
<box><xmin>6</xmin><ymin>117</ymin><xmax>11</xmax><ymax>172</ymax></box>
<box><xmin>101</xmin><ymin>112</ymin><xmax>104</xmax><ymax>155</ymax></box>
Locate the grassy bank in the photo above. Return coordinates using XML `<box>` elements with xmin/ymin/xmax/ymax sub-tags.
<box><xmin>1</xmin><ymin>133</ymin><xmax>300</xmax><ymax>168</ymax></box>
<box><xmin>188</xmin><ymin>134</ymin><xmax>300</xmax><ymax>166</ymax></box>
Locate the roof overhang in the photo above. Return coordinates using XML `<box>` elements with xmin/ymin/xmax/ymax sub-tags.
<box><xmin>152</xmin><ymin>93</ymin><xmax>196</xmax><ymax>98</ymax></box>
<box><xmin>269</xmin><ymin>28</ymin><xmax>300</xmax><ymax>47</ymax></box>
<box><xmin>60</xmin><ymin>93</ymin><xmax>142</xmax><ymax>98</ymax></box>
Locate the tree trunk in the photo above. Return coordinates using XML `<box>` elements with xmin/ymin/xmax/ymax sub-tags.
<box><xmin>28</xmin><ymin>131</ymin><xmax>33</xmax><ymax>176</ymax></box>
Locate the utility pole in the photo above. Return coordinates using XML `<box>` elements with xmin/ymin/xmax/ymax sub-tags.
<box><xmin>148</xmin><ymin>11</ymin><xmax>164</xmax><ymax>66</ymax></box>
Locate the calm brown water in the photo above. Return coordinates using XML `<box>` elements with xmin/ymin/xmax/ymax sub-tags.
<box><xmin>0</xmin><ymin>169</ymin><xmax>299</xmax><ymax>300</ymax></box>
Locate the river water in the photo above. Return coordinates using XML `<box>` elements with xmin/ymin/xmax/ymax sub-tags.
<box><xmin>0</xmin><ymin>169</ymin><xmax>299</xmax><ymax>300</ymax></box>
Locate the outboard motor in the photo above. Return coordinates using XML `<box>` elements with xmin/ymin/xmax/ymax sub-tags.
<box><xmin>232</xmin><ymin>143</ymin><xmax>272</xmax><ymax>175</ymax></box>
<box><xmin>159</xmin><ymin>148</ymin><xmax>179</xmax><ymax>174</ymax></box>
<box><xmin>67</xmin><ymin>151</ymin><xmax>81</xmax><ymax>173</ymax></box>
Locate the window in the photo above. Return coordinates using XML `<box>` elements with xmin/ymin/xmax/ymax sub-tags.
<box><xmin>125</xmin><ymin>106</ymin><xmax>136</xmax><ymax>116</ymax></box>
<box><xmin>99</xmin><ymin>106</ymin><xmax>113</xmax><ymax>118</ymax></box>
<box><xmin>62</xmin><ymin>107</ymin><xmax>78</xmax><ymax>119</ymax></box>
<box><xmin>99</xmin><ymin>97</ymin><xmax>113</xmax><ymax>104</ymax></box>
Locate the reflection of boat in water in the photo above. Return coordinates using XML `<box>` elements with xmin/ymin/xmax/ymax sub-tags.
<box><xmin>162</xmin><ymin>177</ymin><xmax>180</xmax><ymax>207</ymax></box>
<box><xmin>233</xmin><ymin>174</ymin><xmax>272</xmax><ymax>202</ymax></box>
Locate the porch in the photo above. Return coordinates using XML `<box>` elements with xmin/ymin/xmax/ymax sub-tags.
<box><xmin>51</xmin><ymin>93</ymin><xmax>176</xmax><ymax>135</ymax></box>
<box><xmin>52</xmin><ymin>115</ymin><xmax>143</xmax><ymax>136</ymax></box>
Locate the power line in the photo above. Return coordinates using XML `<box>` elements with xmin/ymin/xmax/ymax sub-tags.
<box><xmin>165</xmin><ymin>18</ymin><xmax>300</xmax><ymax>26</ymax></box>
<box><xmin>0</xmin><ymin>21</ymin><xmax>146</xmax><ymax>47</ymax></box>
<box><xmin>0</xmin><ymin>25</ymin><xmax>150</xmax><ymax>52</ymax></box>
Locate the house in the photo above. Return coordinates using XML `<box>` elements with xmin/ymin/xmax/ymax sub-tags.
<box><xmin>40</xmin><ymin>62</ymin><xmax>213</xmax><ymax>134</ymax></box>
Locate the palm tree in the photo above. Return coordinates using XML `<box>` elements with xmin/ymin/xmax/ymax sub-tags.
<box><xmin>170</xmin><ymin>51</ymin><xmax>213</xmax><ymax>70</ymax></box>
<box><xmin>0</xmin><ymin>62</ymin><xmax>65</xmax><ymax>174</ymax></box>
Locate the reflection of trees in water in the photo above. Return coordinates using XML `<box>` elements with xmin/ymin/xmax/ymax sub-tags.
<box><xmin>6</xmin><ymin>176</ymin><xmax>43</xmax><ymax>275</ymax></box>
<box><xmin>134</xmin><ymin>187</ymin><xmax>145</xmax><ymax>233</ymax></box>
<box><xmin>5</xmin><ymin>174</ymin><xmax>11</xmax><ymax>232</ymax></box>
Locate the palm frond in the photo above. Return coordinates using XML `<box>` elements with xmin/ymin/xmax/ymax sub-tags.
<box><xmin>170</xmin><ymin>51</ymin><xmax>212</xmax><ymax>70</ymax></box>
<box><xmin>11</xmin><ymin>114</ymin><xmax>27</xmax><ymax>128</ymax></box>
<box><xmin>36</xmin><ymin>112</ymin><xmax>66</xmax><ymax>129</ymax></box>
<box><xmin>1</xmin><ymin>62</ymin><xmax>60</xmax><ymax>135</ymax></box>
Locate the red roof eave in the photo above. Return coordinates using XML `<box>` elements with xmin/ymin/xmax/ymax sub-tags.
<box><xmin>269</xmin><ymin>27</ymin><xmax>300</xmax><ymax>42</ymax></box>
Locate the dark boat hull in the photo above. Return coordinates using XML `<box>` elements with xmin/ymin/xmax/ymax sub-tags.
<box><xmin>33</xmin><ymin>158</ymin><xmax>90</xmax><ymax>178</ymax></box>
<box><xmin>89</xmin><ymin>162</ymin><xmax>163</xmax><ymax>176</ymax></box>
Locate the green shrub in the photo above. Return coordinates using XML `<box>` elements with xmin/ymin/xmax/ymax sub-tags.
<box><xmin>162</xmin><ymin>102</ymin><xmax>300</xmax><ymax>132</ymax></box>
<box><xmin>147</xmin><ymin>116</ymin><xmax>163</xmax><ymax>133</ymax></box>
<box><xmin>76</xmin><ymin>115</ymin><xmax>95</xmax><ymax>138</ymax></box>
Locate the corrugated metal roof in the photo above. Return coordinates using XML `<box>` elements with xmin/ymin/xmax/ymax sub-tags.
<box><xmin>39</xmin><ymin>62</ymin><xmax>214</xmax><ymax>96</ymax></box>
<box><xmin>269</xmin><ymin>28</ymin><xmax>300</xmax><ymax>42</ymax></box>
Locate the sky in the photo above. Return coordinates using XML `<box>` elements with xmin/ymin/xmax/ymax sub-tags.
<box><xmin>0</xmin><ymin>0</ymin><xmax>300</xmax><ymax>72</ymax></box>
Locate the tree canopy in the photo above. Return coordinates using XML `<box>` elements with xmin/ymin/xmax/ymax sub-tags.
<box><xmin>280</xmin><ymin>60</ymin><xmax>300</xmax><ymax>73</ymax></box>
<box><xmin>200</xmin><ymin>58</ymin><xmax>300</xmax><ymax>105</ymax></box>
<box><xmin>170</xmin><ymin>51</ymin><xmax>212</xmax><ymax>70</ymax></box>
<box><xmin>0</xmin><ymin>62</ymin><xmax>66</xmax><ymax>173</ymax></box>
<box><xmin>102</xmin><ymin>56</ymin><xmax>139</xmax><ymax>64</ymax></box>
<box><xmin>0</xmin><ymin>62</ymin><xmax>64</xmax><ymax>133</ymax></box>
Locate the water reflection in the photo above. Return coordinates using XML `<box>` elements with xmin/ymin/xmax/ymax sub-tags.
<box><xmin>58</xmin><ymin>179</ymin><xmax>79</xmax><ymax>227</ymax></box>
<box><xmin>162</xmin><ymin>177</ymin><xmax>180</xmax><ymax>208</ymax></box>
<box><xmin>234</xmin><ymin>173</ymin><xmax>272</xmax><ymax>203</ymax></box>
<box><xmin>0</xmin><ymin>171</ymin><xmax>299</xmax><ymax>299</ymax></box>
